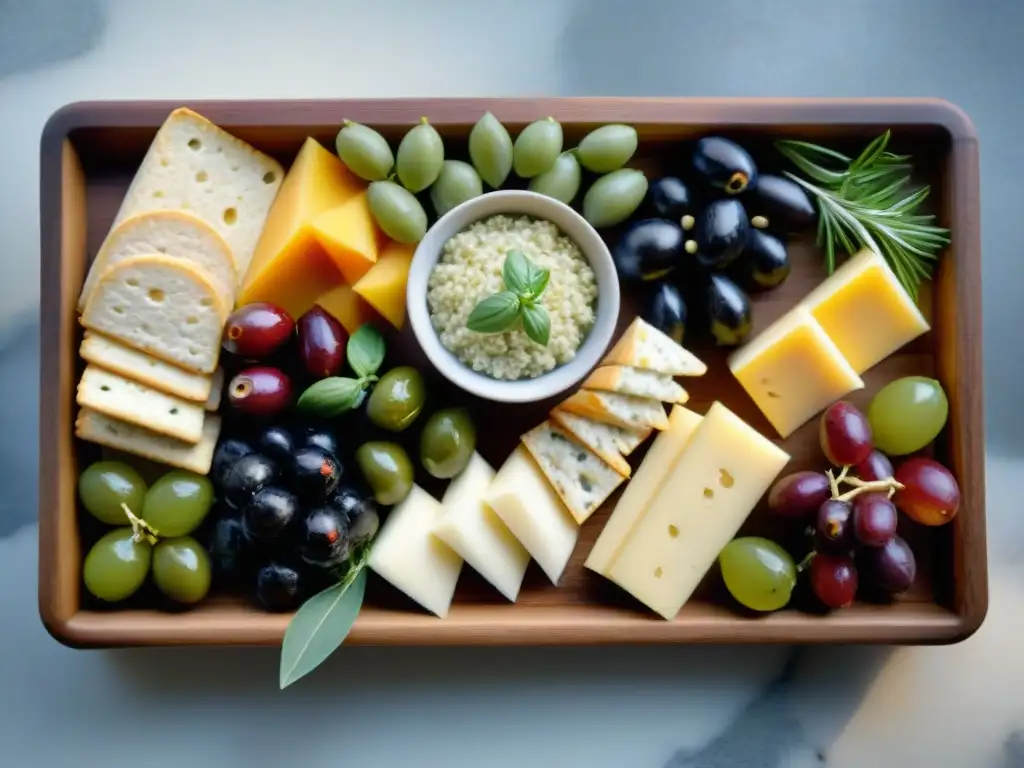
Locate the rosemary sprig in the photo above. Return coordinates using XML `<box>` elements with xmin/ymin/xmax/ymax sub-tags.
<box><xmin>776</xmin><ymin>130</ymin><xmax>950</xmax><ymax>300</ymax></box>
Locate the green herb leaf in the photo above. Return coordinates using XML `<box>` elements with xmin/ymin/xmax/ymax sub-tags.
<box><xmin>521</xmin><ymin>303</ymin><xmax>550</xmax><ymax>346</ymax></box>
<box><xmin>524</xmin><ymin>261</ymin><xmax>550</xmax><ymax>299</ymax></box>
<box><xmin>296</xmin><ymin>377</ymin><xmax>364</xmax><ymax>417</ymax></box>
<box><xmin>502</xmin><ymin>249</ymin><xmax>531</xmax><ymax>296</ymax></box>
<box><xmin>347</xmin><ymin>324</ymin><xmax>386</xmax><ymax>378</ymax></box>
<box><xmin>467</xmin><ymin>291</ymin><xmax>521</xmax><ymax>334</ymax></box>
<box><xmin>279</xmin><ymin>562</ymin><xmax>368</xmax><ymax>689</ymax></box>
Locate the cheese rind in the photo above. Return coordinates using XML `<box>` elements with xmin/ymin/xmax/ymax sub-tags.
<box><xmin>603</xmin><ymin>402</ymin><xmax>790</xmax><ymax>619</ymax></box>
<box><xmin>80</xmin><ymin>331</ymin><xmax>213</xmax><ymax>403</ymax></box>
<box><xmin>368</xmin><ymin>485</ymin><xmax>463</xmax><ymax>617</ymax></box>
<box><xmin>483</xmin><ymin>446</ymin><xmax>579</xmax><ymax>584</ymax></box>
<box><xmin>434</xmin><ymin>453</ymin><xmax>529</xmax><ymax>601</ymax></box>
<box><xmin>601</xmin><ymin>318</ymin><xmax>707</xmax><ymax>376</ymax></box>
<box><xmin>799</xmin><ymin>248</ymin><xmax>930</xmax><ymax>373</ymax></box>
<box><xmin>586</xmin><ymin>405</ymin><xmax>703</xmax><ymax>574</ymax></box>
<box><xmin>582</xmin><ymin>365</ymin><xmax>689</xmax><ymax>403</ymax></box>
<box><xmin>729</xmin><ymin>307</ymin><xmax>865</xmax><ymax>438</ymax></box>
<box><xmin>558</xmin><ymin>390</ymin><xmax>669</xmax><ymax>431</ymax></box>
<box><xmin>520</xmin><ymin>421</ymin><xmax>626</xmax><ymax>524</ymax></box>
<box><xmin>548</xmin><ymin>408</ymin><xmax>639</xmax><ymax>476</ymax></box>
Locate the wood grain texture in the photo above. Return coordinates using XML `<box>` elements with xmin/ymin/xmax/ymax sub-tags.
<box><xmin>38</xmin><ymin>98</ymin><xmax>984</xmax><ymax>648</ymax></box>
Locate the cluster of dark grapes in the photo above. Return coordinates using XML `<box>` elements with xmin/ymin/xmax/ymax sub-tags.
<box><xmin>768</xmin><ymin>401</ymin><xmax>960</xmax><ymax>610</ymax></box>
<box><xmin>205</xmin><ymin>422</ymin><xmax>379</xmax><ymax>613</ymax></box>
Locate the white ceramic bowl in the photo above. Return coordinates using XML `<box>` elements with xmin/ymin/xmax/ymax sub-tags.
<box><xmin>406</xmin><ymin>190</ymin><xmax>620</xmax><ymax>404</ymax></box>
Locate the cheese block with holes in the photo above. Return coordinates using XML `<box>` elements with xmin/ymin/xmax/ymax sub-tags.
<box><xmin>79</xmin><ymin>210</ymin><xmax>237</xmax><ymax>313</ymax></box>
<box><xmin>586</xmin><ymin>405</ymin><xmax>704</xmax><ymax>574</ymax></box>
<box><xmin>598</xmin><ymin>402</ymin><xmax>790</xmax><ymax>619</ymax></box>
<box><xmin>601</xmin><ymin>317</ymin><xmax>707</xmax><ymax>376</ymax></box>
<box><xmin>77</xmin><ymin>365</ymin><xmax>206</xmax><ymax>444</ymax></box>
<box><xmin>548</xmin><ymin>408</ymin><xmax>637</xmax><ymax>476</ymax></box>
<box><xmin>728</xmin><ymin>307</ymin><xmax>865</xmax><ymax>438</ymax></box>
<box><xmin>79</xmin><ymin>331</ymin><xmax>213</xmax><ymax>403</ymax></box>
<box><xmin>558</xmin><ymin>389</ymin><xmax>670</xmax><ymax>431</ymax></box>
<box><xmin>110</xmin><ymin>107</ymin><xmax>283</xmax><ymax>275</ymax></box>
<box><xmin>76</xmin><ymin>408</ymin><xmax>221</xmax><ymax>475</ymax></box>
<box><xmin>520</xmin><ymin>421</ymin><xmax>626</xmax><ymax>525</ymax></box>
<box><xmin>483</xmin><ymin>446</ymin><xmax>579</xmax><ymax>584</ymax></box>
<box><xmin>81</xmin><ymin>254</ymin><xmax>227</xmax><ymax>374</ymax></box>
<box><xmin>582</xmin><ymin>365</ymin><xmax>689</xmax><ymax>403</ymax></box>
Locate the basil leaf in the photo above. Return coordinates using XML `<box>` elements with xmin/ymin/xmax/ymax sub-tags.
<box><xmin>521</xmin><ymin>303</ymin><xmax>550</xmax><ymax>346</ymax></box>
<box><xmin>347</xmin><ymin>324</ymin><xmax>386</xmax><ymax>378</ymax></box>
<box><xmin>296</xmin><ymin>377</ymin><xmax>363</xmax><ymax>417</ymax></box>
<box><xmin>466</xmin><ymin>291</ymin><xmax>521</xmax><ymax>334</ymax></box>
<box><xmin>502</xmin><ymin>249</ymin><xmax>531</xmax><ymax>296</ymax></box>
<box><xmin>525</xmin><ymin>263</ymin><xmax>550</xmax><ymax>299</ymax></box>
<box><xmin>279</xmin><ymin>564</ymin><xmax>368</xmax><ymax>689</ymax></box>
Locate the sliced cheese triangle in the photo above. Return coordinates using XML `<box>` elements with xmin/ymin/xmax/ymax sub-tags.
<box><xmin>558</xmin><ymin>389</ymin><xmax>670</xmax><ymax>431</ymax></box>
<box><xmin>81</xmin><ymin>254</ymin><xmax>227</xmax><ymax>374</ymax></box>
<box><xmin>602</xmin><ymin>318</ymin><xmax>707</xmax><ymax>376</ymax></box>
<box><xmin>521</xmin><ymin>421</ymin><xmax>626</xmax><ymax>524</ymax></box>
<box><xmin>582</xmin><ymin>365</ymin><xmax>689</xmax><ymax>403</ymax></box>
<box><xmin>549</xmin><ymin>407</ymin><xmax>642</xmax><ymax>476</ymax></box>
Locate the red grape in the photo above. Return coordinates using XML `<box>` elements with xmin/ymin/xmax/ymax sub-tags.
<box><xmin>852</xmin><ymin>493</ymin><xmax>898</xmax><ymax>547</ymax></box>
<box><xmin>815</xmin><ymin>499</ymin><xmax>855</xmax><ymax>552</ymax></box>
<box><xmin>222</xmin><ymin>302</ymin><xmax>295</xmax><ymax>360</ymax></box>
<box><xmin>854</xmin><ymin>449</ymin><xmax>894</xmax><ymax>482</ymax></box>
<box><xmin>768</xmin><ymin>471</ymin><xmax>832</xmax><ymax>519</ymax></box>
<box><xmin>860</xmin><ymin>535</ymin><xmax>916</xmax><ymax>596</ymax></box>
<box><xmin>810</xmin><ymin>553</ymin><xmax>858</xmax><ymax>609</ymax></box>
<box><xmin>894</xmin><ymin>458</ymin><xmax>961</xmax><ymax>526</ymax></box>
<box><xmin>228</xmin><ymin>366</ymin><xmax>293</xmax><ymax>417</ymax></box>
<box><xmin>297</xmin><ymin>307</ymin><xmax>347</xmax><ymax>380</ymax></box>
<box><xmin>819</xmin><ymin>401</ymin><xmax>873</xmax><ymax>466</ymax></box>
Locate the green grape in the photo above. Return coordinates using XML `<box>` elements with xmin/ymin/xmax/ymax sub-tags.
<box><xmin>868</xmin><ymin>376</ymin><xmax>949</xmax><ymax>456</ymax></box>
<box><xmin>718</xmin><ymin>536</ymin><xmax>796</xmax><ymax>612</ymax></box>
<box><xmin>83</xmin><ymin>528</ymin><xmax>152</xmax><ymax>602</ymax></box>
<box><xmin>528</xmin><ymin>151</ymin><xmax>582</xmax><ymax>204</ymax></box>
<box><xmin>335</xmin><ymin>121</ymin><xmax>394</xmax><ymax>181</ymax></box>
<box><xmin>396</xmin><ymin>118</ymin><xmax>444</xmax><ymax>193</ymax></box>
<box><xmin>513</xmin><ymin>117</ymin><xmax>563</xmax><ymax>178</ymax></box>
<box><xmin>430</xmin><ymin>160</ymin><xmax>483</xmax><ymax>217</ymax></box>
<box><xmin>469</xmin><ymin>111</ymin><xmax>513</xmax><ymax>188</ymax></box>
<box><xmin>152</xmin><ymin>537</ymin><xmax>212</xmax><ymax>605</ymax></box>
<box><xmin>582</xmin><ymin>168</ymin><xmax>648</xmax><ymax>228</ymax></box>
<box><xmin>142</xmin><ymin>470</ymin><xmax>214</xmax><ymax>537</ymax></box>
<box><xmin>368</xmin><ymin>180</ymin><xmax>428</xmax><ymax>244</ymax></box>
<box><xmin>78</xmin><ymin>460</ymin><xmax>147</xmax><ymax>525</ymax></box>
<box><xmin>576</xmin><ymin>124</ymin><xmax>638</xmax><ymax>173</ymax></box>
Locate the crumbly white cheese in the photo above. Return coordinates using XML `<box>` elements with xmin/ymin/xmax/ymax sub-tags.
<box><xmin>427</xmin><ymin>215</ymin><xmax>598</xmax><ymax>381</ymax></box>
<box><xmin>583</xmin><ymin>365</ymin><xmax>688</xmax><ymax>403</ymax></box>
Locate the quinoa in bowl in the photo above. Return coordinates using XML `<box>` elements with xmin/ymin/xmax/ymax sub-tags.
<box><xmin>427</xmin><ymin>214</ymin><xmax>598</xmax><ymax>381</ymax></box>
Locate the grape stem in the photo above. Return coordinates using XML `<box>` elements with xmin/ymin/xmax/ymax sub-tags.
<box><xmin>796</xmin><ymin>551</ymin><xmax>816</xmax><ymax>573</ymax></box>
<box><xmin>834</xmin><ymin>477</ymin><xmax>905</xmax><ymax>503</ymax></box>
<box><xmin>121</xmin><ymin>503</ymin><xmax>159</xmax><ymax>546</ymax></box>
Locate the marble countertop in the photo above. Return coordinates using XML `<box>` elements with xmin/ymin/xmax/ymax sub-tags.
<box><xmin>2</xmin><ymin>1</ymin><xmax>1022</xmax><ymax>765</ymax></box>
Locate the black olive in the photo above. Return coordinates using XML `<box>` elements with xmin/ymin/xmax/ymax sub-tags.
<box><xmin>748</xmin><ymin>174</ymin><xmax>815</xmax><ymax>230</ymax></box>
<box><xmin>301</xmin><ymin>427</ymin><xmax>341</xmax><ymax>460</ymax></box>
<box><xmin>692</xmin><ymin>137</ymin><xmax>758</xmax><ymax>195</ymax></box>
<box><xmin>643</xmin><ymin>283</ymin><xmax>688</xmax><ymax>344</ymax></box>
<box><xmin>298</xmin><ymin>505</ymin><xmax>351</xmax><ymax>569</ymax></box>
<box><xmin>646</xmin><ymin>177</ymin><xmax>694</xmax><ymax>227</ymax></box>
<box><xmin>255</xmin><ymin>562</ymin><xmax>304</xmax><ymax>612</ymax></box>
<box><xmin>242</xmin><ymin>485</ymin><xmax>299</xmax><ymax>541</ymax></box>
<box><xmin>688</xmin><ymin>198</ymin><xmax>750</xmax><ymax>269</ymax></box>
<box><xmin>211</xmin><ymin>437</ymin><xmax>255</xmax><ymax>490</ymax></box>
<box><xmin>613</xmin><ymin>218</ymin><xmax>686</xmax><ymax>282</ymax></box>
<box><xmin>731</xmin><ymin>230</ymin><xmax>791</xmax><ymax>291</ymax></box>
<box><xmin>222</xmin><ymin>453</ymin><xmax>278</xmax><ymax>510</ymax></box>
<box><xmin>256</xmin><ymin>425</ymin><xmax>295</xmax><ymax>463</ymax></box>
<box><xmin>289</xmin><ymin>446</ymin><xmax>342</xmax><ymax>502</ymax></box>
<box><xmin>706</xmin><ymin>274</ymin><xmax>752</xmax><ymax>347</ymax></box>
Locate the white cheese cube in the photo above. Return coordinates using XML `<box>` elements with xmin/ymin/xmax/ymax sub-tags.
<box><xmin>434</xmin><ymin>453</ymin><xmax>530</xmax><ymax>602</ymax></box>
<box><xmin>484</xmin><ymin>446</ymin><xmax>579</xmax><ymax>584</ymax></box>
<box><xmin>368</xmin><ymin>485</ymin><xmax>463</xmax><ymax>617</ymax></box>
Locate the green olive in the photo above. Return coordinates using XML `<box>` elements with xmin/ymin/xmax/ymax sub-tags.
<box><xmin>430</xmin><ymin>160</ymin><xmax>483</xmax><ymax>217</ymax></box>
<box><xmin>576</xmin><ymin>124</ymin><xmax>638</xmax><ymax>173</ymax></box>
<box><xmin>420</xmin><ymin>408</ymin><xmax>477</xmax><ymax>479</ymax></box>
<box><xmin>528</xmin><ymin>151</ymin><xmax>582</xmax><ymax>204</ymax></box>
<box><xmin>583</xmin><ymin>168</ymin><xmax>648</xmax><ymax>228</ymax></box>
<box><xmin>468</xmin><ymin>112</ymin><xmax>513</xmax><ymax>188</ymax></box>
<box><xmin>368</xmin><ymin>180</ymin><xmax>428</xmax><ymax>244</ymax></box>
<box><xmin>396</xmin><ymin>118</ymin><xmax>445</xmax><ymax>193</ymax></box>
<box><xmin>335</xmin><ymin>121</ymin><xmax>394</xmax><ymax>181</ymax></box>
<box><xmin>513</xmin><ymin>117</ymin><xmax>563</xmax><ymax>178</ymax></box>
<box><xmin>367</xmin><ymin>366</ymin><xmax>426</xmax><ymax>432</ymax></box>
<box><xmin>355</xmin><ymin>442</ymin><xmax>414</xmax><ymax>506</ymax></box>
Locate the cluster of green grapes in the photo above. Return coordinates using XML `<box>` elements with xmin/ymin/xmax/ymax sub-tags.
<box><xmin>78</xmin><ymin>461</ymin><xmax>214</xmax><ymax>606</ymax></box>
<box><xmin>719</xmin><ymin>376</ymin><xmax>960</xmax><ymax>613</ymax></box>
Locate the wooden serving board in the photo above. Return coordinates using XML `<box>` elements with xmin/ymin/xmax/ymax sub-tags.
<box><xmin>38</xmin><ymin>98</ymin><xmax>985</xmax><ymax>647</ymax></box>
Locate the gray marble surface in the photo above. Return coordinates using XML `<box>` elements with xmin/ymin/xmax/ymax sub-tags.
<box><xmin>2</xmin><ymin>1</ymin><xmax>1022</xmax><ymax>766</ymax></box>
